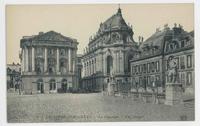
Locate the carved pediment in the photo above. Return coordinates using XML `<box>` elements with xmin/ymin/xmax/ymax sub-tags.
<box><xmin>33</xmin><ymin>31</ymin><xmax>73</xmax><ymax>42</ymax></box>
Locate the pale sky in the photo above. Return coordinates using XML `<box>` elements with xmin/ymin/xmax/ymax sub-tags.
<box><xmin>6</xmin><ymin>4</ymin><xmax>194</xmax><ymax>64</ymax></box>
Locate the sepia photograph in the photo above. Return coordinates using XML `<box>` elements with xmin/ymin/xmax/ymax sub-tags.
<box><xmin>2</xmin><ymin>0</ymin><xmax>199</xmax><ymax>125</ymax></box>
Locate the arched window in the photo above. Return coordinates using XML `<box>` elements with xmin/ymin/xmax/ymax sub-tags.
<box><xmin>128</xmin><ymin>55</ymin><xmax>133</xmax><ymax>73</ymax></box>
<box><xmin>106</xmin><ymin>55</ymin><xmax>113</xmax><ymax>75</ymax></box>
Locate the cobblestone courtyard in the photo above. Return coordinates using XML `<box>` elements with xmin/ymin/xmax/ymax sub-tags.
<box><xmin>7</xmin><ymin>93</ymin><xmax>194</xmax><ymax>122</ymax></box>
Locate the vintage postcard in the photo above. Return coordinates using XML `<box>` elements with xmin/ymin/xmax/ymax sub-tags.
<box><xmin>4</xmin><ymin>1</ymin><xmax>197</xmax><ymax>125</ymax></box>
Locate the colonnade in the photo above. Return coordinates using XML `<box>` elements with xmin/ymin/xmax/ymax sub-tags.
<box><xmin>22</xmin><ymin>46</ymin><xmax>75</xmax><ymax>74</ymax></box>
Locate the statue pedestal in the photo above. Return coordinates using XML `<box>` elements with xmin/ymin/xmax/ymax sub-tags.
<box><xmin>107</xmin><ymin>82</ymin><xmax>115</xmax><ymax>96</ymax></box>
<box><xmin>165</xmin><ymin>83</ymin><xmax>183</xmax><ymax>106</ymax></box>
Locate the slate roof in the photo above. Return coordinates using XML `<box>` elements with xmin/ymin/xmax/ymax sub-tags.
<box><xmin>134</xmin><ymin>26</ymin><xmax>194</xmax><ymax>61</ymax></box>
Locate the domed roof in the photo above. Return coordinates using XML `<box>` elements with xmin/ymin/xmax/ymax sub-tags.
<box><xmin>99</xmin><ymin>8</ymin><xmax>132</xmax><ymax>32</ymax></box>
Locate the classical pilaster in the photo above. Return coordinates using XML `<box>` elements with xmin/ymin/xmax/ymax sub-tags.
<box><xmin>68</xmin><ymin>49</ymin><xmax>71</xmax><ymax>72</ymax></box>
<box><xmin>94</xmin><ymin>58</ymin><xmax>96</xmax><ymax>73</ymax></box>
<box><xmin>95</xmin><ymin>54</ymin><xmax>99</xmax><ymax>72</ymax></box>
<box><xmin>114</xmin><ymin>52</ymin><xmax>117</xmax><ymax>73</ymax></box>
<box><xmin>72</xmin><ymin>50</ymin><xmax>76</xmax><ymax>73</ymax></box>
<box><xmin>101</xmin><ymin>53</ymin><xmax>104</xmax><ymax>73</ymax></box>
<box><xmin>119</xmin><ymin>50</ymin><xmax>124</xmax><ymax>74</ymax></box>
<box><xmin>22</xmin><ymin>48</ymin><xmax>25</xmax><ymax>72</ymax></box>
<box><xmin>86</xmin><ymin>61</ymin><xmax>88</xmax><ymax>76</ymax></box>
<box><xmin>25</xmin><ymin>47</ymin><xmax>29</xmax><ymax>72</ymax></box>
<box><xmin>89</xmin><ymin>61</ymin><xmax>91</xmax><ymax>75</ymax></box>
<box><xmin>83</xmin><ymin>62</ymin><xmax>85</xmax><ymax>77</ymax></box>
<box><xmin>44</xmin><ymin>47</ymin><xmax>47</xmax><ymax>72</ymax></box>
<box><xmin>32</xmin><ymin>47</ymin><xmax>35</xmax><ymax>72</ymax></box>
<box><xmin>56</xmin><ymin>48</ymin><xmax>59</xmax><ymax>72</ymax></box>
<box><xmin>116</xmin><ymin>52</ymin><xmax>118</xmax><ymax>73</ymax></box>
<box><xmin>103</xmin><ymin>55</ymin><xmax>106</xmax><ymax>75</ymax></box>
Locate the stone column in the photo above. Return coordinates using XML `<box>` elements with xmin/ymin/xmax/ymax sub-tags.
<box><xmin>94</xmin><ymin>58</ymin><xmax>96</xmax><ymax>73</ymax></box>
<box><xmin>22</xmin><ymin>48</ymin><xmax>25</xmax><ymax>72</ymax></box>
<box><xmin>86</xmin><ymin>62</ymin><xmax>88</xmax><ymax>76</ymax></box>
<box><xmin>103</xmin><ymin>55</ymin><xmax>106</xmax><ymax>75</ymax></box>
<box><xmin>83</xmin><ymin>62</ymin><xmax>85</xmax><ymax>77</ymax></box>
<box><xmin>25</xmin><ymin>47</ymin><xmax>29</xmax><ymax>72</ymax></box>
<box><xmin>97</xmin><ymin>55</ymin><xmax>100</xmax><ymax>72</ymax></box>
<box><xmin>44</xmin><ymin>47</ymin><xmax>47</xmax><ymax>72</ymax></box>
<box><xmin>101</xmin><ymin>53</ymin><xmax>104</xmax><ymax>73</ymax></box>
<box><xmin>114</xmin><ymin>52</ymin><xmax>117</xmax><ymax>73</ymax></box>
<box><xmin>68</xmin><ymin>49</ymin><xmax>71</xmax><ymax>72</ymax></box>
<box><xmin>72</xmin><ymin>50</ymin><xmax>76</xmax><ymax>73</ymax></box>
<box><xmin>32</xmin><ymin>47</ymin><xmax>35</xmax><ymax>72</ymax></box>
<box><xmin>116</xmin><ymin>52</ymin><xmax>119</xmax><ymax>73</ymax></box>
<box><xmin>89</xmin><ymin>61</ymin><xmax>91</xmax><ymax>75</ymax></box>
<box><xmin>56</xmin><ymin>48</ymin><xmax>59</xmax><ymax>72</ymax></box>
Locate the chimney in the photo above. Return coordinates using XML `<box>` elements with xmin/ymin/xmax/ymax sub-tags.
<box><xmin>156</xmin><ymin>28</ymin><xmax>160</xmax><ymax>32</ymax></box>
<box><xmin>39</xmin><ymin>32</ymin><xmax>44</xmax><ymax>35</ymax></box>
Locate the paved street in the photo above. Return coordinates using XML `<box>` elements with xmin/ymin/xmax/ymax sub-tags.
<box><xmin>7</xmin><ymin>93</ymin><xmax>194</xmax><ymax>122</ymax></box>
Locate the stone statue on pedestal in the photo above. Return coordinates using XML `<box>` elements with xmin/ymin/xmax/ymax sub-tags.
<box><xmin>110</xmin><ymin>67</ymin><xmax>115</xmax><ymax>83</ymax></box>
<box><xmin>107</xmin><ymin>67</ymin><xmax>115</xmax><ymax>96</ymax></box>
<box><xmin>165</xmin><ymin>55</ymin><xmax>182</xmax><ymax>105</ymax></box>
<box><xmin>167</xmin><ymin>56</ymin><xmax>178</xmax><ymax>83</ymax></box>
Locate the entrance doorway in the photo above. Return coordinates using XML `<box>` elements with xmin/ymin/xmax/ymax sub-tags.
<box><xmin>37</xmin><ymin>79</ymin><xmax>44</xmax><ymax>93</ymax></box>
<box><xmin>61</xmin><ymin>79</ymin><xmax>68</xmax><ymax>93</ymax></box>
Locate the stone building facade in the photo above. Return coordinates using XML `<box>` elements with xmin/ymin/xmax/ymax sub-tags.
<box><xmin>7</xmin><ymin>63</ymin><xmax>21</xmax><ymax>90</ymax></box>
<box><xmin>130</xmin><ymin>24</ymin><xmax>194</xmax><ymax>95</ymax></box>
<box><xmin>77</xmin><ymin>54</ymin><xmax>83</xmax><ymax>91</ymax></box>
<box><xmin>20</xmin><ymin>31</ymin><xmax>78</xmax><ymax>94</ymax></box>
<box><xmin>81</xmin><ymin>8</ymin><xmax>137</xmax><ymax>93</ymax></box>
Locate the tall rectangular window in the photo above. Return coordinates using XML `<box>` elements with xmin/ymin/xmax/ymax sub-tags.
<box><xmin>132</xmin><ymin>66</ymin><xmax>134</xmax><ymax>74</ymax></box>
<box><xmin>147</xmin><ymin>63</ymin><xmax>150</xmax><ymax>73</ymax></box>
<box><xmin>156</xmin><ymin>61</ymin><xmax>160</xmax><ymax>72</ymax></box>
<box><xmin>180</xmin><ymin>56</ymin><xmax>185</xmax><ymax>69</ymax></box>
<box><xmin>140</xmin><ymin>65</ymin><xmax>142</xmax><ymax>73</ymax></box>
<box><xmin>187</xmin><ymin>72</ymin><xmax>192</xmax><ymax>85</ymax></box>
<box><xmin>136</xmin><ymin>65</ymin><xmax>138</xmax><ymax>74</ymax></box>
<box><xmin>187</xmin><ymin>55</ymin><xmax>192</xmax><ymax>68</ymax></box>
<box><xmin>134</xmin><ymin>66</ymin><xmax>137</xmax><ymax>74</ymax></box>
<box><xmin>143</xmin><ymin>64</ymin><xmax>146</xmax><ymax>73</ymax></box>
<box><xmin>147</xmin><ymin>76</ymin><xmax>150</xmax><ymax>87</ymax></box>
<box><xmin>139</xmin><ymin>77</ymin><xmax>142</xmax><ymax>87</ymax></box>
<box><xmin>151</xmin><ymin>62</ymin><xmax>155</xmax><ymax>72</ymax></box>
